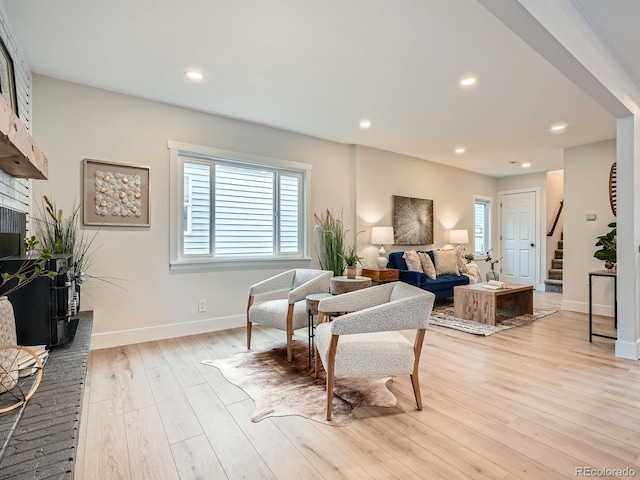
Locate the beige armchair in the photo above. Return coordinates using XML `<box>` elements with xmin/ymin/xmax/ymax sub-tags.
<box><xmin>247</xmin><ymin>269</ymin><xmax>333</xmax><ymax>362</ymax></box>
<box><xmin>314</xmin><ymin>282</ymin><xmax>435</xmax><ymax>420</ymax></box>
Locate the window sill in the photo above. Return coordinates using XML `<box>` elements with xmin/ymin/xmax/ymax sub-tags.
<box><xmin>170</xmin><ymin>257</ymin><xmax>314</xmax><ymax>272</ymax></box>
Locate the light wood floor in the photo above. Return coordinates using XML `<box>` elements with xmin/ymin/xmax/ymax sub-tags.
<box><xmin>76</xmin><ymin>291</ymin><xmax>638</xmax><ymax>480</ymax></box>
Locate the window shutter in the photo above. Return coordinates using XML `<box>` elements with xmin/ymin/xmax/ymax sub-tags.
<box><xmin>184</xmin><ymin>163</ymin><xmax>211</xmax><ymax>255</ymax></box>
<box><xmin>279</xmin><ymin>174</ymin><xmax>300</xmax><ymax>254</ymax></box>
<box><xmin>214</xmin><ymin>164</ymin><xmax>274</xmax><ymax>257</ymax></box>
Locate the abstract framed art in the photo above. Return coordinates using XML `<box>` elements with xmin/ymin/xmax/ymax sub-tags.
<box><xmin>392</xmin><ymin>195</ymin><xmax>433</xmax><ymax>245</ymax></box>
<box><xmin>83</xmin><ymin>159</ymin><xmax>150</xmax><ymax>226</ymax></box>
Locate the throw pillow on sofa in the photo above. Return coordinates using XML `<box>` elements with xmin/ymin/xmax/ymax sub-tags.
<box><xmin>418</xmin><ymin>252</ymin><xmax>436</xmax><ymax>279</ymax></box>
<box><xmin>455</xmin><ymin>247</ymin><xmax>469</xmax><ymax>274</ymax></box>
<box><xmin>403</xmin><ymin>250</ymin><xmax>422</xmax><ymax>272</ymax></box>
<box><xmin>433</xmin><ymin>249</ymin><xmax>460</xmax><ymax>276</ymax></box>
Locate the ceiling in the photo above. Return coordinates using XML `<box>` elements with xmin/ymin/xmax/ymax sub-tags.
<box><xmin>0</xmin><ymin>0</ymin><xmax>623</xmax><ymax>178</ymax></box>
<box><xmin>572</xmin><ymin>0</ymin><xmax>640</xmax><ymax>89</ymax></box>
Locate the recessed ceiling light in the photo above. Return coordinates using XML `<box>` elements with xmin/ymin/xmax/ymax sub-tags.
<box><xmin>455</xmin><ymin>147</ymin><xmax>465</xmax><ymax>154</ymax></box>
<box><xmin>186</xmin><ymin>70</ymin><xmax>204</xmax><ymax>81</ymax></box>
<box><xmin>550</xmin><ymin>123</ymin><xmax>566</xmax><ymax>133</ymax></box>
<box><xmin>522</xmin><ymin>162</ymin><xmax>531</xmax><ymax>168</ymax></box>
<box><xmin>460</xmin><ymin>76</ymin><xmax>477</xmax><ymax>87</ymax></box>
<box><xmin>359</xmin><ymin>119</ymin><xmax>371</xmax><ymax>129</ymax></box>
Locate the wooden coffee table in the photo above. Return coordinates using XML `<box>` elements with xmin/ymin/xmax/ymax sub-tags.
<box><xmin>453</xmin><ymin>283</ymin><xmax>534</xmax><ymax>326</ymax></box>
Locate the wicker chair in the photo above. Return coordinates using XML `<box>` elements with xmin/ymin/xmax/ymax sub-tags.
<box><xmin>314</xmin><ymin>282</ymin><xmax>435</xmax><ymax>420</ymax></box>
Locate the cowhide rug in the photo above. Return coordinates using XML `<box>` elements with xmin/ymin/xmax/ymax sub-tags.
<box><xmin>202</xmin><ymin>341</ymin><xmax>396</xmax><ymax>426</ymax></box>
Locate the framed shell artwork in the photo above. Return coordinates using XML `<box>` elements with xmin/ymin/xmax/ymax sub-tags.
<box><xmin>83</xmin><ymin>159</ymin><xmax>150</xmax><ymax>226</ymax></box>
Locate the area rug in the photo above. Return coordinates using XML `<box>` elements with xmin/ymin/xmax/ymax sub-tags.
<box><xmin>429</xmin><ymin>302</ymin><xmax>556</xmax><ymax>336</ymax></box>
<box><xmin>201</xmin><ymin>342</ymin><xmax>396</xmax><ymax>426</ymax></box>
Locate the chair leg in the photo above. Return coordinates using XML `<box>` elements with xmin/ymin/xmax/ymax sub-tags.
<box><xmin>326</xmin><ymin>367</ymin><xmax>335</xmax><ymax>421</ymax></box>
<box><xmin>411</xmin><ymin>328</ymin><xmax>426</xmax><ymax>410</ymax></box>
<box><xmin>410</xmin><ymin>373</ymin><xmax>422</xmax><ymax>410</ymax></box>
<box><xmin>246</xmin><ymin>297</ymin><xmax>254</xmax><ymax>350</ymax></box>
<box><xmin>286</xmin><ymin>304</ymin><xmax>294</xmax><ymax>362</ymax></box>
<box><xmin>326</xmin><ymin>335</ymin><xmax>339</xmax><ymax>421</ymax></box>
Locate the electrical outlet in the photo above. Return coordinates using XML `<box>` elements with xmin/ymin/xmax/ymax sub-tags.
<box><xmin>198</xmin><ymin>299</ymin><xmax>206</xmax><ymax>312</ymax></box>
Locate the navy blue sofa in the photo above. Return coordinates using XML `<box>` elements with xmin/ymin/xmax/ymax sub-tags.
<box><xmin>387</xmin><ymin>250</ymin><xmax>470</xmax><ymax>299</ymax></box>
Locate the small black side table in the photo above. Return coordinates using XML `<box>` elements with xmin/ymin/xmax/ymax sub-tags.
<box><xmin>589</xmin><ymin>270</ymin><xmax>617</xmax><ymax>342</ymax></box>
<box><xmin>306</xmin><ymin>293</ymin><xmax>333</xmax><ymax>368</ymax></box>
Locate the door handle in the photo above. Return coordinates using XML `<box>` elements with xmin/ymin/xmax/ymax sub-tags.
<box><xmin>530</xmin><ymin>243</ymin><xmax>535</xmax><ymax>247</ymax></box>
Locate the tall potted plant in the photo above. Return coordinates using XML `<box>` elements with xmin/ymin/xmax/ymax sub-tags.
<box><xmin>314</xmin><ymin>210</ymin><xmax>346</xmax><ymax>277</ymax></box>
<box><xmin>34</xmin><ymin>196</ymin><xmax>100</xmax><ymax>312</ymax></box>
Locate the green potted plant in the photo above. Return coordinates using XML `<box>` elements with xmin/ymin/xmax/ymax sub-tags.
<box><xmin>594</xmin><ymin>222</ymin><xmax>616</xmax><ymax>271</ymax></box>
<box><xmin>314</xmin><ymin>209</ymin><xmax>346</xmax><ymax>277</ymax></box>
<box><xmin>340</xmin><ymin>246</ymin><xmax>363</xmax><ymax>279</ymax></box>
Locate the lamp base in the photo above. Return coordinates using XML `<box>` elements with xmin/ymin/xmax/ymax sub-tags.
<box><xmin>376</xmin><ymin>245</ymin><xmax>387</xmax><ymax>269</ymax></box>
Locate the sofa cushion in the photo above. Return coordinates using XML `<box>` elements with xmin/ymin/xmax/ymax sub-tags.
<box><xmin>421</xmin><ymin>274</ymin><xmax>469</xmax><ymax>292</ymax></box>
<box><xmin>403</xmin><ymin>250</ymin><xmax>422</xmax><ymax>272</ymax></box>
<box><xmin>418</xmin><ymin>252</ymin><xmax>436</xmax><ymax>279</ymax></box>
<box><xmin>433</xmin><ymin>249</ymin><xmax>460</xmax><ymax>276</ymax></box>
<box><xmin>455</xmin><ymin>248</ymin><xmax>469</xmax><ymax>274</ymax></box>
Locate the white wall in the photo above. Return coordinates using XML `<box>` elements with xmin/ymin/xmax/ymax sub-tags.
<box><xmin>562</xmin><ymin>139</ymin><xmax>616</xmax><ymax>316</ymax></box>
<box><xmin>353</xmin><ymin>145</ymin><xmax>497</xmax><ymax>276</ymax></box>
<box><xmin>32</xmin><ymin>75</ymin><xmax>355</xmax><ymax>349</ymax></box>
<box><xmin>32</xmin><ymin>76</ymin><xmax>504</xmax><ymax>349</ymax></box>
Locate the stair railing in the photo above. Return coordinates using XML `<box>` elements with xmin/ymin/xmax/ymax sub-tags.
<box><xmin>547</xmin><ymin>200</ymin><xmax>563</xmax><ymax>237</ymax></box>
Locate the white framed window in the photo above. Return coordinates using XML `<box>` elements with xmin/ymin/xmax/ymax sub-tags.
<box><xmin>473</xmin><ymin>195</ymin><xmax>492</xmax><ymax>256</ymax></box>
<box><xmin>169</xmin><ymin>141</ymin><xmax>311</xmax><ymax>267</ymax></box>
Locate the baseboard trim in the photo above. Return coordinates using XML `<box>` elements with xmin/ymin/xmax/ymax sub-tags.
<box><xmin>90</xmin><ymin>314</ymin><xmax>246</xmax><ymax>350</ymax></box>
<box><xmin>615</xmin><ymin>339</ymin><xmax>640</xmax><ymax>360</ymax></box>
<box><xmin>561</xmin><ymin>300</ymin><xmax>614</xmax><ymax>317</ymax></box>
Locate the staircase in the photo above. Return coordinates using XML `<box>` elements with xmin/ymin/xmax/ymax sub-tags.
<box><xmin>545</xmin><ymin>233</ymin><xmax>563</xmax><ymax>293</ymax></box>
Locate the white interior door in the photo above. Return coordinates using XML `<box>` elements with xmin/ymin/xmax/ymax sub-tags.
<box><xmin>501</xmin><ymin>191</ymin><xmax>537</xmax><ymax>286</ymax></box>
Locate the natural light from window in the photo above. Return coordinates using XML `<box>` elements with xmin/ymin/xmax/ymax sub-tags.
<box><xmin>169</xmin><ymin>141</ymin><xmax>311</xmax><ymax>267</ymax></box>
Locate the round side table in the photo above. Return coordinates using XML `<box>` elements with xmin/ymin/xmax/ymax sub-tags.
<box><xmin>330</xmin><ymin>276</ymin><xmax>372</xmax><ymax>295</ymax></box>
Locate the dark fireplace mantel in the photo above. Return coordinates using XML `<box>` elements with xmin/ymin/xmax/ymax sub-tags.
<box><xmin>0</xmin><ymin>312</ymin><xmax>92</xmax><ymax>479</ymax></box>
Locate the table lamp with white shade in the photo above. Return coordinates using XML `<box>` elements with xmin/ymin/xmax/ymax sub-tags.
<box><xmin>371</xmin><ymin>226</ymin><xmax>395</xmax><ymax>269</ymax></box>
<box><xmin>449</xmin><ymin>229</ymin><xmax>469</xmax><ymax>247</ymax></box>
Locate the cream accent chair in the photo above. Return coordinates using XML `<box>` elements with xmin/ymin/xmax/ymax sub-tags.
<box><xmin>314</xmin><ymin>282</ymin><xmax>435</xmax><ymax>420</ymax></box>
<box><xmin>247</xmin><ymin>269</ymin><xmax>333</xmax><ymax>362</ymax></box>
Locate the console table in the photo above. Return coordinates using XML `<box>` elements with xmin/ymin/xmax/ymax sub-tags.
<box><xmin>589</xmin><ymin>270</ymin><xmax>617</xmax><ymax>342</ymax></box>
